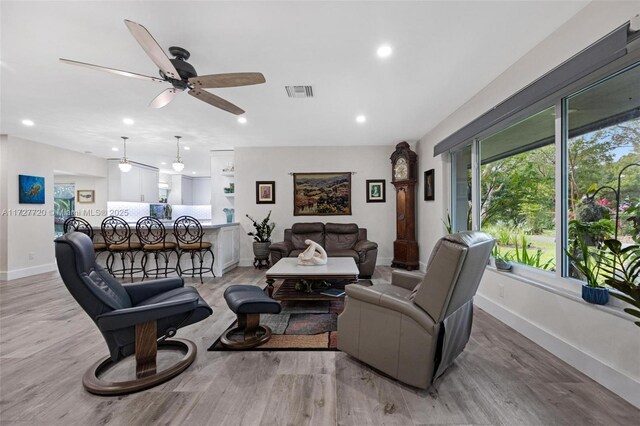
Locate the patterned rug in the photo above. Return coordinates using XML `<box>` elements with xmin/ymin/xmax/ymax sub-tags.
<box><xmin>208</xmin><ymin>299</ymin><xmax>345</xmax><ymax>351</ymax></box>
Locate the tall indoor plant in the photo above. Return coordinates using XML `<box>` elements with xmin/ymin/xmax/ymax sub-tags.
<box><xmin>246</xmin><ymin>211</ymin><xmax>275</xmax><ymax>261</ymax></box>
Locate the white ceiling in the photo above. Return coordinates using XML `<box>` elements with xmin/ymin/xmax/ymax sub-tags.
<box><xmin>0</xmin><ymin>1</ymin><xmax>588</xmax><ymax>176</ymax></box>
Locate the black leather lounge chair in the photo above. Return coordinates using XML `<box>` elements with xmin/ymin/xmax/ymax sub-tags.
<box><xmin>54</xmin><ymin>232</ymin><xmax>212</xmax><ymax>395</ymax></box>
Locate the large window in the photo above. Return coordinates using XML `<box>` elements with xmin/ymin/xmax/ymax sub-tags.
<box><xmin>565</xmin><ymin>62</ymin><xmax>640</xmax><ymax>280</ymax></box>
<box><xmin>450</xmin><ymin>56</ymin><xmax>640</xmax><ymax>282</ymax></box>
<box><xmin>480</xmin><ymin>106</ymin><xmax>556</xmax><ymax>270</ymax></box>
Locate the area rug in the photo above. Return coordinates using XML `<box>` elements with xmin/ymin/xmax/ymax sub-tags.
<box><xmin>208</xmin><ymin>299</ymin><xmax>344</xmax><ymax>351</ymax></box>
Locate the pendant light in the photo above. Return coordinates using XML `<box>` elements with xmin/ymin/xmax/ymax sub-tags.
<box><xmin>172</xmin><ymin>135</ymin><xmax>185</xmax><ymax>172</ymax></box>
<box><xmin>118</xmin><ymin>136</ymin><xmax>132</xmax><ymax>173</ymax></box>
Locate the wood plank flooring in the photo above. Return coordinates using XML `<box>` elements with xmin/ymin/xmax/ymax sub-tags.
<box><xmin>1</xmin><ymin>266</ymin><xmax>638</xmax><ymax>425</ymax></box>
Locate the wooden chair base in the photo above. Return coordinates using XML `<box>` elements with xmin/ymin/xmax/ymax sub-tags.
<box><xmin>220</xmin><ymin>325</ymin><xmax>272</xmax><ymax>349</ymax></box>
<box><xmin>82</xmin><ymin>338</ymin><xmax>196</xmax><ymax>396</ymax></box>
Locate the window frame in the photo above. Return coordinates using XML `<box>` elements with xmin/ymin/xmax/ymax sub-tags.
<box><xmin>448</xmin><ymin>41</ymin><xmax>640</xmax><ymax>294</ymax></box>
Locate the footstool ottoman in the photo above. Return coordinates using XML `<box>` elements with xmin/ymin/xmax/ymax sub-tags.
<box><xmin>221</xmin><ymin>285</ymin><xmax>282</xmax><ymax>349</ymax></box>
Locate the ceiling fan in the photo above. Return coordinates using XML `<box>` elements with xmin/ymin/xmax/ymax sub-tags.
<box><xmin>60</xmin><ymin>19</ymin><xmax>265</xmax><ymax>115</ymax></box>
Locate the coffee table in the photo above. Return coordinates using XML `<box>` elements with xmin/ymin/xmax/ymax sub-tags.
<box><xmin>265</xmin><ymin>257</ymin><xmax>359</xmax><ymax>299</ymax></box>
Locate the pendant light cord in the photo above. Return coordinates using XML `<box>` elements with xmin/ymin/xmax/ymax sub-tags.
<box><xmin>175</xmin><ymin>136</ymin><xmax>182</xmax><ymax>162</ymax></box>
<box><xmin>121</xmin><ymin>136</ymin><xmax>129</xmax><ymax>161</ymax></box>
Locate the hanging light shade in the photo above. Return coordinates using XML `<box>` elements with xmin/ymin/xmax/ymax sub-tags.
<box><xmin>118</xmin><ymin>136</ymin><xmax>132</xmax><ymax>173</ymax></box>
<box><xmin>172</xmin><ymin>135</ymin><xmax>184</xmax><ymax>172</ymax></box>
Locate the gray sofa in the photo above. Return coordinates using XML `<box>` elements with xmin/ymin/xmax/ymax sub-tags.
<box><xmin>269</xmin><ymin>222</ymin><xmax>378</xmax><ymax>278</ymax></box>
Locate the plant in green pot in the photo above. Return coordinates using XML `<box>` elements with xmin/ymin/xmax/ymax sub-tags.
<box><xmin>599</xmin><ymin>239</ymin><xmax>640</xmax><ymax>327</ymax></box>
<box><xmin>246</xmin><ymin>211</ymin><xmax>275</xmax><ymax>262</ymax></box>
<box><xmin>565</xmin><ymin>237</ymin><xmax>608</xmax><ymax>305</ymax></box>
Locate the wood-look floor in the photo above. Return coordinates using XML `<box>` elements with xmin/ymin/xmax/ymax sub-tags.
<box><xmin>1</xmin><ymin>266</ymin><xmax>638</xmax><ymax>425</ymax></box>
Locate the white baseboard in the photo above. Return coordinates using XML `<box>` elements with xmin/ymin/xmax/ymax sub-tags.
<box><xmin>0</xmin><ymin>263</ymin><xmax>57</xmax><ymax>281</ymax></box>
<box><xmin>474</xmin><ymin>293</ymin><xmax>640</xmax><ymax>409</ymax></box>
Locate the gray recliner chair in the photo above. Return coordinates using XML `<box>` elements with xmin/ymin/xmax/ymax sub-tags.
<box><xmin>337</xmin><ymin>231</ymin><xmax>495</xmax><ymax>389</ymax></box>
<box><xmin>55</xmin><ymin>232</ymin><xmax>212</xmax><ymax>395</ymax></box>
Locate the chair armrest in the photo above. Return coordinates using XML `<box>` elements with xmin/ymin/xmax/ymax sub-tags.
<box><xmin>354</xmin><ymin>239</ymin><xmax>378</xmax><ymax>253</ymax></box>
<box><xmin>123</xmin><ymin>277</ymin><xmax>184</xmax><ymax>305</ymax></box>
<box><xmin>96</xmin><ymin>296</ymin><xmax>198</xmax><ymax>331</ymax></box>
<box><xmin>344</xmin><ymin>283</ymin><xmax>435</xmax><ymax>334</ymax></box>
<box><xmin>391</xmin><ymin>270</ymin><xmax>424</xmax><ymax>291</ymax></box>
<box><xmin>270</xmin><ymin>241</ymin><xmax>293</xmax><ymax>256</ymax></box>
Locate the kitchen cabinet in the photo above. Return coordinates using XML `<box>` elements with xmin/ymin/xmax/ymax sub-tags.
<box><xmin>219</xmin><ymin>225</ymin><xmax>240</xmax><ymax>271</ymax></box>
<box><xmin>108</xmin><ymin>160</ymin><xmax>159</xmax><ymax>202</ymax></box>
<box><xmin>168</xmin><ymin>175</ymin><xmax>211</xmax><ymax>205</ymax></box>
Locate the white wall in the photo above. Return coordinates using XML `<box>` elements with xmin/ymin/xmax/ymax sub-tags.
<box><xmin>211</xmin><ymin>150</ymin><xmax>235</xmax><ymax>224</ymax></box>
<box><xmin>0</xmin><ymin>135</ymin><xmax>107</xmax><ymax>280</ymax></box>
<box><xmin>234</xmin><ymin>145</ymin><xmax>396</xmax><ymax>266</ymax></box>
<box><xmin>416</xmin><ymin>2</ymin><xmax>640</xmax><ymax>407</ymax></box>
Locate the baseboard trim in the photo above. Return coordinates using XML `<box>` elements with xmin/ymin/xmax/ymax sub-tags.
<box><xmin>0</xmin><ymin>263</ymin><xmax>57</xmax><ymax>281</ymax></box>
<box><xmin>474</xmin><ymin>293</ymin><xmax>640</xmax><ymax>409</ymax></box>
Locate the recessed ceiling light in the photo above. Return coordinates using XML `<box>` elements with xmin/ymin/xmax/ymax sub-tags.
<box><xmin>192</xmin><ymin>171</ymin><xmax>196</xmax><ymax>174</ymax></box>
<box><xmin>356</xmin><ymin>115</ymin><xmax>367</xmax><ymax>123</ymax></box>
<box><xmin>238</xmin><ymin>116</ymin><xmax>247</xmax><ymax>124</ymax></box>
<box><xmin>123</xmin><ymin>118</ymin><xmax>134</xmax><ymax>125</ymax></box>
<box><xmin>161</xmin><ymin>162</ymin><xmax>167</xmax><ymax>165</ymax></box>
<box><xmin>377</xmin><ymin>45</ymin><xmax>392</xmax><ymax>58</ymax></box>
<box><xmin>112</xmin><ymin>147</ymin><xmax>119</xmax><ymax>152</ymax></box>
<box><xmin>184</xmin><ymin>146</ymin><xmax>190</xmax><ymax>150</ymax></box>
<box><xmin>22</xmin><ymin>119</ymin><xmax>34</xmax><ymax>126</ymax></box>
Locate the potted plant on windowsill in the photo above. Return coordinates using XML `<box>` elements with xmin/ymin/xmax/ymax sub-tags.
<box><xmin>566</xmin><ymin>237</ymin><xmax>609</xmax><ymax>305</ymax></box>
<box><xmin>491</xmin><ymin>246</ymin><xmax>513</xmax><ymax>272</ymax></box>
<box><xmin>599</xmin><ymin>239</ymin><xmax>640</xmax><ymax>327</ymax></box>
<box><xmin>246</xmin><ymin>211</ymin><xmax>275</xmax><ymax>260</ymax></box>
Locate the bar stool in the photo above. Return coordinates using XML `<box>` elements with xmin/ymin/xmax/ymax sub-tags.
<box><xmin>63</xmin><ymin>216</ymin><xmax>108</xmax><ymax>260</ymax></box>
<box><xmin>101</xmin><ymin>216</ymin><xmax>142</xmax><ymax>280</ymax></box>
<box><xmin>136</xmin><ymin>216</ymin><xmax>179</xmax><ymax>280</ymax></box>
<box><xmin>173</xmin><ymin>216</ymin><xmax>215</xmax><ymax>283</ymax></box>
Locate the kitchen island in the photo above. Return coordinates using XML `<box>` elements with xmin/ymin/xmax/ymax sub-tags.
<box><xmin>91</xmin><ymin>220</ymin><xmax>240</xmax><ymax>278</ymax></box>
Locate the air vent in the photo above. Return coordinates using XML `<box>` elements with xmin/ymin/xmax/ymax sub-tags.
<box><xmin>285</xmin><ymin>85</ymin><xmax>314</xmax><ymax>98</ymax></box>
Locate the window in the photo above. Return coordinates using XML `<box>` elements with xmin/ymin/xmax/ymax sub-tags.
<box><xmin>448</xmin><ymin>43</ymin><xmax>640</xmax><ymax>283</ymax></box>
<box><xmin>564</xmin><ymin>62</ymin><xmax>640</xmax><ymax>279</ymax></box>
<box><xmin>451</xmin><ymin>145</ymin><xmax>472</xmax><ymax>232</ymax></box>
<box><xmin>480</xmin><ymin>106</ymin><xmax>556</xmax><ymax>270</ymax></box>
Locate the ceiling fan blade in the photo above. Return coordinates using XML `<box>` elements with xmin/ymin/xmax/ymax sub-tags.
<box><xmin>149</xmin><ymin>88</ymin><xmax>181</xmax><ymax>108</ymax></box>
<box><xmin>59</xmin><ymin>58</ymin><xmax>165</xmax><ymax>83</ymax></box>
<box><xmin>124</xmin><ymin>19</ymin><xmax>180</xmax><ymax>81</ymax></box>
<box><xmin>188</xmin><ymin>87</ymin><xmax>245</xmax><ymax>115</ymax></box>
<box><xmin>189</xmin><ymin>72</ymin><xmax>266</xmax><ymax>88</ymax></box>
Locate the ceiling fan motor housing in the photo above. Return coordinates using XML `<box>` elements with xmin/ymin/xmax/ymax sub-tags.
<box><xmin>162</xmin><ymin>46</ymin><xmax>197</xmax><ymax>89</ymax></box>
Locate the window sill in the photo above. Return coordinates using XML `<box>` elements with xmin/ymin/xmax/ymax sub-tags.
<box><xmin>485</xmin><ymin>264</ymin><xmax>634</xmax><ymax>322</ymax></box>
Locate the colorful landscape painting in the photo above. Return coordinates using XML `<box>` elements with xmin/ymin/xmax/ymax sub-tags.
<box><xmin>19</xmin><ymin>175</ymin><xmax>45</xmax><ymax>204</ymax></box>
<box><xmin>293</xmin><ymin>173</ymin><xmax>351</xmax><ymax>216</ymax></box>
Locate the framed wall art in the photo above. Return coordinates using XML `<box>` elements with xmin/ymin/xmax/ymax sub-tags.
<box><xmin>18</xmin><ymin>175</ymin><xmax>45</xmax><ymax>204</ymax></box>
<box><xmin>77</xmin><ymin>189</ymin><xmax>95</xmax><ymax>204</ymax></box>
<box><xmin>256</xmin><ymin>181</ymin><xmax>276</xmax><ymax>204</ymax></box>
<box><xmin>366</xmin><ymin>179</ymin><xmax>386</xmax><ymax>203</ymax></box>
<box><xmin>293</xmin><ymin>172</ymin><xmax>351</xmax><ymax>216</ymax></box>
<box><xmin>424</xmin><ymin>169</ymin><xmax>435</xmax><ymax>201</ymax></box>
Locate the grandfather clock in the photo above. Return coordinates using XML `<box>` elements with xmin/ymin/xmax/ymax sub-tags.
<box><xmin>390</xmin><ymin>141</ymin><xmax>419</xmax><ymax>270</ymax></box>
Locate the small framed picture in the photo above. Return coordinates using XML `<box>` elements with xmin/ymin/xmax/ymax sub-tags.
<box><xmin>77</xmin><ymin>189</ymin><xmax>95</xmax><ymax>204</ymax></box>
<box><xmin>256</xmin><ymin>181</ymin><xmax>275</xmax><ymax>204</ymax></box>
<box><xmin>424</xmin><ymin>169</ymin><xmax>435</xmax><ymax>201</ymax></box>
<box><xmin>366</xmin><ymin>179</ymin><xmax>386</xmax><ymax>203</ymax></box>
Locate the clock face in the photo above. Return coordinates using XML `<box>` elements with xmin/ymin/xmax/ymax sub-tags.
<box><xmin>394</xmin><ymin>158</ymin><xmax>408</xmax><ymax>180</ymax></box>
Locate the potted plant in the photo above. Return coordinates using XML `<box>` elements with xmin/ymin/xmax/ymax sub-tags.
<box><xmin>566</xmin><ymin>237</ymin><xmax>609</xmax><ymax>305</ymax></box>
<box><xmin>246</xmin><ymin>211</ymin><xmax>275</xmax><ymax>260</ymax></box>
<box><xmin>599</xmin><ymin>239</ymin><xmax>640</xmax><ymax>327</ymax></box>
<box><xmin>492</xmin><ymin>246</ymin><xmax>513</xmax><ymax>272</ymax></box>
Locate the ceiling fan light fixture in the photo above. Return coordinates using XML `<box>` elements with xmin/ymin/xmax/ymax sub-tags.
<box><xmin>238</xmin><ymin>116</ymin><xmax>247</xmax><ymax>124</ymax></box>
<box><xmin>172</xmin><ymin>135</ymin><xmax>185</xmax><ymax>172</ymax></box>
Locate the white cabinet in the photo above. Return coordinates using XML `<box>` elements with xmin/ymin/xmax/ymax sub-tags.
<box><xmin>108</xmin><ymin>160</ymin><xmax>159</xmax><ymax>202</ymax></box>
<box><xmin>168</xmin><ymin>175</ymin><xmax>211</xmax><ymax>205</ymax></box>
<box><xmin>219</xmin><ymin>225</ymin><xmax>240</xmax><ymax>271</ymax></box>
<box><xmin>191</xmin><ymin>178</ymin><xmax>211</xmax><ymax>204</ymax></box>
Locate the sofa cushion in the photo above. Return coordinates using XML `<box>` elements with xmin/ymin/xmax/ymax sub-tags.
<box><xmin>326</xmin><ymin>249</ymin><xmax>359</xmax><ymax>262</ymax></box>
<box><xmin>291</xmin><ymin>222</ymin><xmax>325</xmax><ymax>250</ymax></box>
<box><xmin>325</xmin><ymin>223</ymin><xmax>359</xmax><ymax>251</ymax></box>
<box><xmin>289</xmin><ymin>249</ymin><xmax>304</xmax><ymax>258</ymax></box>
